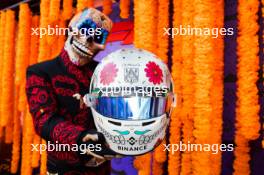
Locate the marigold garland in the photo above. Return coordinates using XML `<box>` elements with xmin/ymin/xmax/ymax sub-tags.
<box><xmin>134</xmin><ymin>0</ymin><xmax>158</xmax><ymax>53</ymax></box>
<box><xmin>261</xmin><ymin>0</ymin><xmax>264</xmax><ymax>149</ymax></box>
<box><xmin>103</xmin><ymin>0</ymin><xmax>113</xmax><ymax>15</ymax></box>
<box><xmin>0</xmin><ymin>27</ymin><xmax>2</xmax><ymax>138</ymax></box>
<box><xmin>62</xmin><ymin>0</ymin><xmax>73</xmax><ymax>20</ymax></box>
<box><xmin>209</xmin><ymin>1</ymin><xmax>224</xmax><ymax>174</ymax></box>
<box><xmin>16</xmin><ymin>4</ymin><xmax>32</xmax><ymax>115</ymax></box>
<box><xmin>192</xmin><ymin>0</ymin><xmax>214</xmax><ymax>174</ymax></box>
<box><xmin>87</xmin><ymin>0</ymin><xmax>94</xmax><ymax>7</ymax></box>
<box><xmin>153</xmin><ymin>140</ymin><xmax>166</xmax><ymax>175</ymax></box>
<box><xmin>235</xmin><ymin>0</ymin><xmax>260</xmax><ymax>141</ymax></box>
<box><xmin>0</xmin><ymin>11</ymin><xmax>6</xmax><ymax>131</ymax></box>
<box><xmin>3</xmin><ymin>10</ymin><xmax>16</xmax><ymax>141</ymax></box>
<box><xmin>46</xmin><ymin>0</ymin><xmax>60</xmax><ymax>46</ymax></box>
<box><xmin>152</xmin><ymin>157</ymin><xmax>163</xmax><ymax>175</ymax></box>
<box><xmin>77</xmin><ymin>0</ymin><xmax>88</xmax><ymax>12</ymax></box>
<box><xmin>152</xmin><ymin>0</ymin><xmax>169</xmax><ymax>174</ymax></box>
<box><xmin>11</xmin><ymin>85</ymin><xmax>21</xmax><ymax>174</ymax></box>
<box><xmin>234</xmin><ymin>134</ymin><xmax>250</xmax><ymax>175</ymax></box>
<box><xmin>156</xmin><ymin>0</ymin><xmax>169</xmax><ymax>63</ymax></box>
<box><xmin>38</xmin><ymin>0</ymin><xmax>50</xmax><ymax>62</ymax></box>
<box><xmin>31</xmin><ymin>133</ymin><xmax>41</xmax><ymax>167</ymax></box>
<box><xmin>180</xmin><ymin>0</ymin><xmax>194</xmax><ymax>174</ymax></box>
<box><xmin>29</xmin><ymin>16</ymin><xmax>40</xmax><ymax>65</ymax></box>
<box><xmin>24</xmin><ymin>20</ymin><xmax>39</xmax><ymax>165</ymax></box>
<box><xmin>50</xmin><ymin>17</ymin><xmax>65</xmax><ymax>64</ymax></box>
<box><xmin>21</xmin><ymin>108</ymin><xmax>34</xmax><ymax>175</ymax></box>
<box><xmin>234</xmin><ymin>0</ymin><xmax>260</xmax><ymax>174</ymax></box>
<box><xmin>15</xmin><ymin>3</ymin><xmax>31</xmax><ymax>86</ymax></box>
<box><xmin>5</xmin><ymin>120</ymin><xmax>14</xmax><ymax>144</ymax></box>
<box><xmin>133</xmin><ymin>1</ymin><xmax>158</xmax><ymax>174</ymax></box>
<box><xmin>49</xmin><ymin>0</ymin><xmax>60</xmax><ymax>23</ymax></box>
<box><xmin>58</xmin><ymin>18</ymin><xmax>66</xmax><ymax>51</ymax></box>
<box><xmin>50</xmin><ymin>23</ymin><xmax>59</xmax><ymax>57</ymax></box>
<box><xmin>154</xmin><ymin>139</ymin><xmax>167</xmax><ymax>163</ymax></box>
<box><xmin>120</xmin><ymin>0</ymin><xmax>130</xmax><ymax>19</ymax></box>
<box><xmin>1</xmin><ymin>10</ymin><xmax>15</xmax><ymax>135</ymax></box>
<box><xmin>168</xmin><ymin>111</ymin><xmax>181</xmax><ymax>175</ymax></box>
<box><xmin>40</xmin><ymin>0</ymin><xmax>49</xmax><ymax>32</ymax></box>
<box><xmin>18</xmin><ymin>83</ymin><xmax>28</xmax><ymax>113</ymax></box>
<box><xmin>168</xmin><ymin>1</ymin><xmax>182</xmax><ymax>175</ymax></box>
<box><xmin>51</xmin><ymin>14</ymin><xmax>66</xmax><ymax>57</ymax></box>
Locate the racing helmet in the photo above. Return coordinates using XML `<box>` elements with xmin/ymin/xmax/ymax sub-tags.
<box><xmin>84</xmin><ymin>48</ymin><xmax>176</xmax><ymax>155</ymax></box>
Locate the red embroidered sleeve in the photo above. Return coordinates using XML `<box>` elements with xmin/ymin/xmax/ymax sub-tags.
<box><xmin>26</xmin><ymin>67</ymin><xmax>85</xmax><ymax>145</ymax></box>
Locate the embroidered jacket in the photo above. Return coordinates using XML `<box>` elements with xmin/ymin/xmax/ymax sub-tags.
<box><xmin>26</xmin><ymin>49</ymin><xmax>110</xmax><ymax>174</ymax></box>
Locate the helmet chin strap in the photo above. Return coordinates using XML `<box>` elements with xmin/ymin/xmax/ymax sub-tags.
<box><xmin>64</xmin><ymin>36</ymin><xmax>81</xmax><ymax>66</ymax></box>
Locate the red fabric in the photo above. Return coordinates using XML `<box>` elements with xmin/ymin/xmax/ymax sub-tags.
<box><xmin>122</xmin><ymin>30</ymin><xmax>134</xmax><ymax>45</ymax></box>
<box><xmin>111</xmin><ymin>21</ymin><xmax>133</xmax><ymax>33</ymax></box>
<box><xmin>108</xmin><ymin>21</ymin><xmax>133</xmax><ymax>44</ymax></box>
<box><xmin>107</xmin><ymin>31</ymin><xmax>130</xmax><ymax>42</ymax></box>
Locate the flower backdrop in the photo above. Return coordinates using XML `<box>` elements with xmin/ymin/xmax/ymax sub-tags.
<box><xmin>0</xmin><ymin>0</ymin><xmax>263</xmax><ymax>175</ymax></box>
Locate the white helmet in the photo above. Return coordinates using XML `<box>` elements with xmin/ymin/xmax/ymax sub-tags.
<box><xmin>84</xmin><ymin>48</ymin><xmax>176</xmax><ymax>155</ymax></box>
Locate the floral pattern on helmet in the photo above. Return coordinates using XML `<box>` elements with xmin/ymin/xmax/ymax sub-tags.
<box><xmin>144</xmin><ymin>61</ymin><xmax>163</xmax><ymax>85</ymax></box>
<box><xmin>100</xmin><ymin>62</ymin><xmax>118</xmax><ymax>85</ymax></box>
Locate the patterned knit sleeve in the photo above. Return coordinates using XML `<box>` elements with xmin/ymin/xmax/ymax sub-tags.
<box><xmin>26</xmin><ymin>65</ymin><xmax>85</xmax><ymax>145</ymax></box>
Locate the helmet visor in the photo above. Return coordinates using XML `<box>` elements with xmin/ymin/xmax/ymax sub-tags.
<box><xmin>87</xmin><ymin>96</ymin><xmax>173</xmax><ymax>120</ymax></box>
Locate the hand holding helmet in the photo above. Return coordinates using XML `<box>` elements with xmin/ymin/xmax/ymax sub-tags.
<box><xmin>78</xmin><ymin>130</ymin><xmax>122</xmax><ymax>167</ymax></box>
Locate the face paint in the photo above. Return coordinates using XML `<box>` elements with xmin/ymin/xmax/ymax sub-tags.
<box><xmin>75</xmin><ymin>18</ymin><xmax>109</xmax><ymax>45</ymax></box>
<box><xmin>64</xmin><ymin>8</ymin><xmax>113</xmax><ymax>66</ymax></box>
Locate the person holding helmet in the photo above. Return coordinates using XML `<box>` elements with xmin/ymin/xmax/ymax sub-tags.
<box><xmin>81</xmin><ymin>48</ymin><xmax>176</xmax><ymax>156</ymax></box>
<box><xmin>26</xmin><ymin>8</ymin><xmax>117</xmax><ymax>175</ymax></box>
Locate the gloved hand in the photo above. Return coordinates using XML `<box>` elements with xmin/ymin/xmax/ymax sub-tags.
<box><xmin>78</xmin><ymin>130</ymin><xmax>122</xmax><ymax>167</ymax></box>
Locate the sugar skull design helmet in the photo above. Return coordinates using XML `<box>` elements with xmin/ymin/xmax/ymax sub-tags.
<box><xmin>65</xmin><ymin>8</ymin><xmax>112</xmax><ymax>65</ymax></box>
<box><xmin>84</xmin><ymin>48</ymin><xmax>176</xmax><ymax>155</ymax></box>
